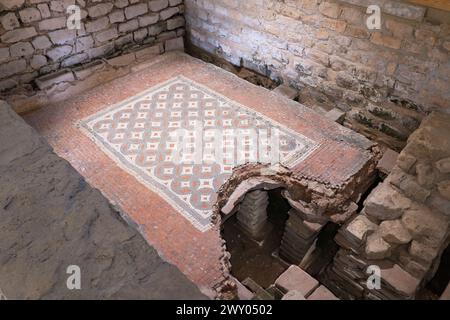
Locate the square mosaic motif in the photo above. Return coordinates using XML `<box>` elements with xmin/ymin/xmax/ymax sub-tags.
<box><xmin>79</xmin><ymin>76</ymin><xmax>319</xmax><ymax>231</ymax></box>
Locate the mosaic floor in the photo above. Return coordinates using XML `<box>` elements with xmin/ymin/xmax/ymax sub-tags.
<box><xmin>24</xmin><ymin>52</ymin><xmax>374</xmax><ymax>293</ymax></box>
<box><xmin>79</xmin><ymin>76</ymin><xmax>318</xmax><ymax>231</ymax></box>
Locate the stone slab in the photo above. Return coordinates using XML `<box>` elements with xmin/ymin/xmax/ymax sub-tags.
<box><xmin>275</xmin><ymin>265</ymin><xmax>319</xmax><ymax>296</ymax></box>
<box><xmin>0</xmin><ymin>101</ymin><xmax>206</xmax><ymax>300</ymax></box>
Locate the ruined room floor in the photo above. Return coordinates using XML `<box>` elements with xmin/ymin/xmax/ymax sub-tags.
<box><xmin>24</xmin><ymin>52</ymin><xmax>376</xmax><ymax>295</ymax></box>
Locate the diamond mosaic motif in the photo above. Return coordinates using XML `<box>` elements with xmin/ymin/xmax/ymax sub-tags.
<box><xmin>79</xmin><ymin>76</ymin><xmax>319</xmax><ymax>231</ymax></box>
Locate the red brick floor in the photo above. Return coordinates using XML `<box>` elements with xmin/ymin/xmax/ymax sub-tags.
<box><xmin>24</xmin><ymin>52</ymin><xmax>375</xmax><ymax>295</ymax></box>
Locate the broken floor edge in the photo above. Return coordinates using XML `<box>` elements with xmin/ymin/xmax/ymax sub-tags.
<box><xmin>211</xmin><ymin>151</ymin><xmax>381</xmax><ymax>299</ymax></box>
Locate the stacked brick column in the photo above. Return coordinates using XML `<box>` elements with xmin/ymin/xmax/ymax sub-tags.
<box><xmin>279</xmin><ymin>209</ymin><xmax>326</xmax><ymax>265</ymax></box>
<box><xmin>236</xmin><ymin>190</ymin><xmax>269</xmax><ymax>238</ymax></box>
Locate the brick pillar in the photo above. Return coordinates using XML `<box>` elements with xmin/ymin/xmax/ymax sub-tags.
<box><xmin>237</xmin><ymin>190</ymin><xmax>269</xmax><ymax>238</ymax></box>
<box><xmin>279</xmin><ymin>209</ymin><xmax>326</xmax><ymax>264</ymax></box>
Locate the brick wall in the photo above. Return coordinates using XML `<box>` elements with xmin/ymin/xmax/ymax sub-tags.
<box><xmin>185</xmin><ymin>0</ymin><xmax>450</xmax><ymax>150</ymax></box>
<box><xmin>0</xmin><ymin>0</ymin><xmax>185</xmax><ymax>92</ymax></box>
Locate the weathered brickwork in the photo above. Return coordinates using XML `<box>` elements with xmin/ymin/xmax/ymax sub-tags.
<box><xmin>185</xmin><ymin>0</ymin><xmax>450</xmax><ymax>150</ymax></box>
<box><xmin>323</xmin><ymin>112</ymin><xmax>450</xmax><ymax>299</ymax></box>
<box><xmin>0</xmin><ymin>0</ymin><xmax>185</xmax><ymax>91</ymax></box>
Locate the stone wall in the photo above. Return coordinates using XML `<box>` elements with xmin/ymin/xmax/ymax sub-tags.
<box><xmin>185</xmin><ymin>0</ymin><xmax>450</xmax><ymax>150</ymax></box>
<box><xmin>323</xmin><ymin>112</ymin><xmax>450</xmax><ymax>299</ymax></box>
<box><xmin>0</xmin><ymin>0</ymin><xmax>185</xmax><ymax>92</ymax></box>
<box><xmin>0</xmin><ymin>100</ymin><xmax>206</xmax><ymax>299</ymax></box>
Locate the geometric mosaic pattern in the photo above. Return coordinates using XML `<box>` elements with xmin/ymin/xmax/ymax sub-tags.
<box><xmin>79</xmin><ymin>76</ymin><xmax>319</xmax><ymax>231</ymax></box>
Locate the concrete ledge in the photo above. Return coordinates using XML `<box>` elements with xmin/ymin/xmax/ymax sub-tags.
<box><xmin>0</xmin><ymin>102</ymin><xmax>206</xmax><ymax>300</ymax></box>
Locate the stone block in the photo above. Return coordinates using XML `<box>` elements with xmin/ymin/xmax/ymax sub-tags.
<box><xmin>401</xmin><ymin>206</ymin><xmax>449</xmax><ymax>242</ymax></box>
<box><xmin>1</xmin><ymin>12</ymin><xmax>20</xmax><ymax>30</ymax></box>
<box><xmin>0</xmin><ymin>59</ymin><xmax>27</xmax><ymax>79</ymax></box>
<box><xmin>1</xmin><ymin>27</ymin><xmax>37</xmax><ymax>43</ymax></box>
<box><xmin>114</xmin><ymin>0</ymin><xmax>128</xmax><ymax>9</ymax></box>
<box><xmin>118</xmin><ymin>19</ymin><xmax>139</xmax><ymax>33</ymax></box>
<box><xmin>398</xmin><ymin>175</ymin><xmax>430</xmax><ymax>203</ymax></box>
<box><xmin>275</xmin><ymin>265</ymin><xmax>319</xmax><ymax>296</ymax></box>
<box><xmin>343</xmin><ymin>214</ymin><xmax>378</xmax><ymax>244</ymax></box>
<box><xmin>364</xmin><ymin>183</ymin><xmax>412</xmax><ymax>220</ymax></box>
<box><xmin>428</xmin><ymin>193</ymin><xmax>450</xmax><ymax>217</ymax></box>
<box><xmin>94</xmin><ymin>27</ymin><xmax>118</xmax><ymax>43</ymax></box>
<box><xmin>436</xmin><ymin>157</ymin><xmax>450</xmax><ymax>174</ymax></box>
<box><xmin>50</xmin><ymin>0</ymin><xmax>76</xmax><ymax>12</ymax></box>
<box><xmin>125</xmin><ymin>3</ymin><xmax>148</xmax><ymax>19</ymax></box>
<box><xmin>75</xmin><ymin>35</ymin><xmax>94</xmax><ymax>52</ymax></box>
<box><xmin>134</xmin><ymin>28</ymin><xmax>148</xmax><ymax>42</ymax></box>
<box><xmin>385</xmin><ymin>18</ymin><xmax>414</xmax><ymax>39</ymax></box>
<box><xmin>38</xmin><ymin>17</ymin><xmax>67</xmax><ymax>31</ymax></box>
<box><xmin>167</xmin><ymin>16</ymin><xmax>184</xmax><ymax>30</ymax></box>
<box><xmin>1</xmin><ymin>0</ymin><xmax>25</xmax><ymax>10</ymax></box>
<box><xmin>88</xmin><ymin>43</ymin><xmax>114</xmax><ymax>59</ymax></box>
<box><xmin>35</xmin><ymin>69</ymin><xmax>75</xmax><ymax>89</ymax></box>
<box><xmin>61</xmin><ymin>53</ymin><xmax>89</xmax><ymax>67</ymax></box>
<box><xmin>88</xmin><ymin>3</ymin><xmax>114</xmax><ymax>18</ymax></box>
<box><xmin>109</xmin><ymin>10</ymin><xmax>125</xmax><ymax>23</ymax></box>
<box><xmin>415</xmin><ymin>163</ymin><xmax>435</xmax><ymax>189</ymax></box>
<box><xmin>148</xmin><ymin>23</ymin><xmax>166</xmax><ymax>36</ymax></box>
<box><xmin>37</xmin><ymin>3</ymin><xmax>51</xmax><ymax>19</ymax></box>
<box><xmin>10</xmin><ymin>42</ymin><xmax>34</xmax><ymax>58</ymax></box>
<box><xmin>32</xmin><ymin>36</ymin><xmax>53</xmax><ymax>50</ymax></box>
<box><xmin>19</xmin><ymin>7</ymin><xmax>41</xmax><ymax>23</ymax></box>
<box><xmin>381</xmin><ymin>264</ymin><xmax>420</xmax><ymax>297</ymax></box>
<box><xmin>138</xmin><ymin>13</ymin><xmax>159</xmax><ymax>27</ymax></box>
<box><xmin>370</xmin><ymin>32</ymin><xmax>401</xmax><ymax>50</ymax></box>
<box><xmin>0</xmin><ymin>79</ymin><xmax>18</xmax><ymax>92</ymax></box>
<box><xmin>115</xmin><ymin>34</ymin><xmax>133</xmax><ymax>47</ymax></box>
<box><xmin>365</xmin><ymin>232</ymin><xmax>392</xmax><ymax>260</ymax></box>
<box><xmin>438</xmin><ymin>181</ymin><xmax>450</xmax><ymax>201</ymax></box>
<box><xmin>85</xmin><ymin>17</ymin><xmax>109</xmax><ymax>33</ymax></box>
<box><xmin>409</xmin><ymin>241</ymin><xmax>439</xmax><ymax>263</ymax></box>
<box><xmin>377</xmin><ymin>148</ymin><xmax>399</xmax><ymax>176</ymax></box>
<box><xmin>382</xmin><ymin>1</ymin><xmax>426</xmax><ymax>21</ymax></box>
<box><xmin>0</xmin><ymin>48</ymin><xmax>10</xmax><ymax>64</ymax></box>
<box><xmin>379</xmin><ymin>219</ymin><xmax>412</xmax><ymax>245</ymax></box>
<box><xmin>318</xmin><ymin>1</ymin><xmax>341</xmax><ymax>19</ymax></box>
<box><xmin>46</xmin><ymin>45</ymin><xmax>73</xmax><ymax>61</ymax></box>
<box><xmin>30</xmin><ymin>55</ymin><xmax>47</xmax><ymax>70</ymax></box>
<box><xmin>160</xmin><ymin>7</ymin><xmax>179</xmax><ymax>20</ymax></box>
<box><xmin>149</xmin><ymin>0</ymin><xmax>169</xmax><ymax>12</ymax></box>
<box><xmin>48</xmin><ymin>29</ymin><xmax>77</xmax><ymax>45</ymax></box>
